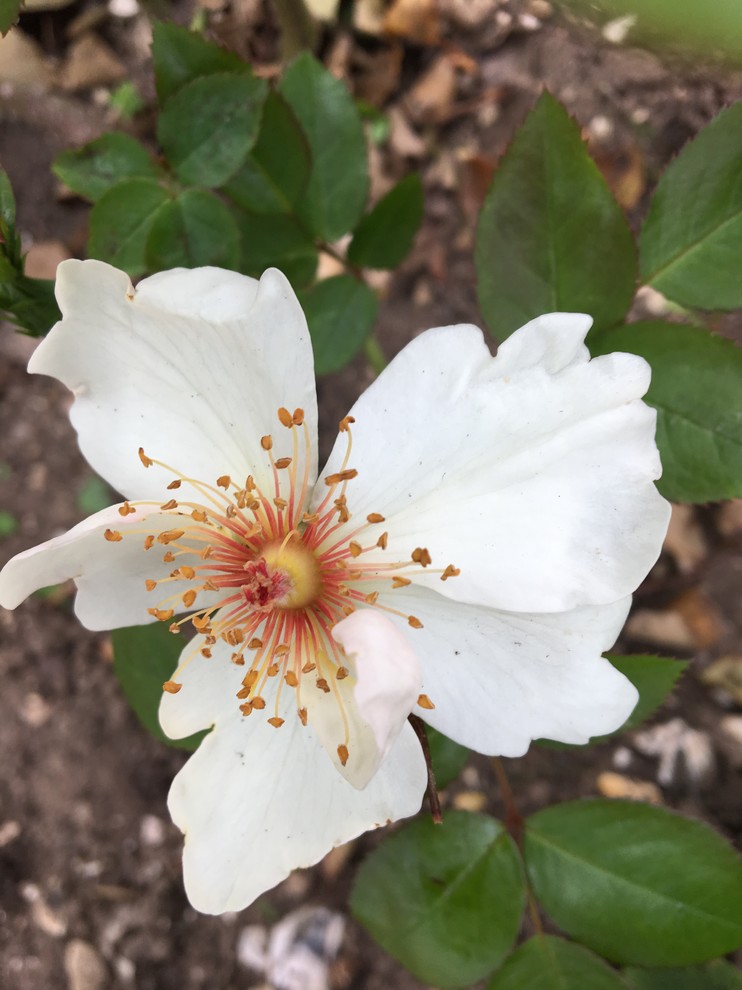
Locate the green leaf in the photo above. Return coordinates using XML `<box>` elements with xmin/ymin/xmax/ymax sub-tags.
<box><xmin>151</xmin><ymin>21</ymin><xmax>249</xmax><ymax>104</ymax></box>
<box><xmin>590</xmin><ymin>321</ymin><xmax>742</xmax><ymax>503</ymax></box>
<box><xmin>0</xmin><ymin>509</ymin><xmax>18</xmax><ymax>537</ymax></box>
<box><xmin>427</xmin><ymin>726</ymin><xmax>469</xmax><ymax>790</ymax></box>
<box><xmin>77</xmin><ymin>475</ymin><xmax>114</xmax><ymax>516</ymax></box>
<box><xmin>639</xmin><ymin>102</ymin><xmax>742</xmax><ymax>309</ymax></box>
<box><xmin>525</xmin><ymin>799</ymin><xmax>742</xmax><ymax>966</ymax></box>
<box><xmin>112</xmin><ymin>623</ymin><xmax>205</xmax><ymax>751</ymax></box>
<box><xmin>222</xmin><ymin>91</ymin><xmax>310</xmax><ymax>214</ymax></box>
<box><xmin>146</xmin><ymin>188</ymin><xmax>241</xmax><ymax>269</ymax></box>
<box><xmin>0</xmin><ymin>275</ymin><xmax>61</xmax><ymax>336</ymax></box>
<box><xmin>88</xmin><ymin>178</ymin><xmax>171</xmax><ymax>277</ymax></box>
<box><xmin>625</xmin><ymin>960</ymin><xmax>742</xmax><ymax>990</ymax></box>
<box><xmin>234</xmin><ymin>208</ymin><xmax>318</xmax><ymax>289</ymax></box>
<box><xmin>158</xmin><ymin>72</ymin><xmax>267</xmax><ymax>188</ymax></box>
<box><xmin>352</xmin><ymin>811</ymin><xmax>525</xmax><ymax>988</ymax></box>
<box><xmin>0</xmin><ymin>0</ymin><xmax>21</xmax><ymax>35</ymax></box>
<box><xmin>487</xmin><ymin>936</ymin><xmax>629</xmax><ymax>990</ymax></box>
<box><xmin>538</xmin><ymin>655</ymin><xmax>688</xmax><ymax>748</ymax></box>
<box><xmin>475</xmin><ymin>91</ymin><xmax>636</xmax><ymax>341</ymax></box>
<box><xmin>0</xmin><ymin>167</ymin><xmax>16</xmax><ymax>226</ymax></box>
<box><xmin>347</xmin><ymin>173</ymin><xmax>423</xmax><ymax>269</ymax></box>
<box><xmin>299</xmin><ymin>275</ymin><xmax>378</xmax><ymax>374</ymax></box>
<box><xmin>608</xmin><ymin>654</ymin><xmax>688</xmax><ymax>730</ymax></box>
<box><xmin>279</xmin><ymin>52</ymin><xmax>368</xmax><ymax>240</ymax></box>
<box><xmin>53</xmin><ymin>133</ymin><xmax>162</xmax><ymax>204</ymax></box>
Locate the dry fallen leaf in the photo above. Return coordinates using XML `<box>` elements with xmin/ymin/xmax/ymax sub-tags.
<box><xmin>384</xmin><ymin>0</ymin><xmax>442</xmax><ymax>45</ymax></box>
<box><xmin>596</xmin><ymin>771</ymin><xmax>663</xmax><ymax>805</ymax></box>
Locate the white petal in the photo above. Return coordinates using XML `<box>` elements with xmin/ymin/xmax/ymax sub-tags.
<box><xmin>334</xmin><ymin>610</ymin><xmax>422</xmax><ymax>765</ymax></box>
<box><xmin>375</xmin><ymin>585</ymin><xmax>637</xmax><ymax>756</ymax></box>
<box><xmin>167</xmin><ymin>706</ymin><xmax>426</xmax><ymax>914</ymax></box>
<box><xmin>298</xmin><ymin>610</ymin><xmax>421</xmax><ymax>788</ymax></box>
<box><xmin>0</xmin><ymin>503</ymin><xmax>222</xmax><ymax>630</ymax></box>
<box><xmin>317</xmin><ymin>319</ymin><xmax>669</xmax><ymax>612</ymax></box>
<box><xmin>30</xmin><ymin>261</ymin><xmax>317</xmax><ymax>502</ymax></box>
<box><xmin>159</xmin><ymin>635</ymin><xmax>247</xmax><ymax>740</ymax></box>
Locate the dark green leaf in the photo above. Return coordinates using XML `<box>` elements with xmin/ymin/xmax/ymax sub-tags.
<box><xmin>77</xmin><ymin>475</ymin><xmax>114</xmax><ymax>516</ymax></box>
<box><xmin>299</xmin><ymin>275</ymin><xmax>377</xmax><ymax>374</ymax></box>
<box><xmin>0</xmin><ymin>276</ymin><xmax>61</xmax><ymax>336</ymax></box>
<box><xmin>234</xmin><ymin>208</ymin><xmax>318</xmax><ymax>289</ymax></box>
<box><xmin>53</xmin><ymin>133</ymin><xmax>162</xmax><ymax>204</ymax></box>
<box><xmin>88</xmin><ymin>179</ymin><xmax>171</xmax><ymax>277</ymax></box>
<box><xmin>538</xmin><ymin>655</ymin><xmax>688</xmax><ymax>748</ymax></box>
<box><xmin>112</xmin><ymin>623</ymin><xmax>205</xmax><ymax>751</ymax></box>
<box><xmin>348</xmin><ymin>173</ymin><xmax>423</xmax><ymax>269</ymax></box>
<box><xmin>151</xmin><ymin>21</ymin><xmax>249</xmax><ymax>104</ymax></box>
<box><xmin>625</xmin><ymin>960</ymin><xmax>742</xmax><ymax>990</ymax></box>
<box><xmin>487</xmin><ymin>936</ymin><xmax>629</xmax><ymax>990</ymax></box>
<box><xmin>608</xmin><ymin>654</ymin><xmax>688</xmax><ymax>730</ymax></box>
<box><xmin>0</xmin><ymin>0</ymin><xmax>21</xmax><ymax>35</ymax></box>
<box><xmin>279</xmin><ymin>52</ymin><xmax>368</xmax><ymax>240</ymax></box>
<box><xmin>146</xmin><ymin>188</ymin><xmax>241</xmax><ymax>269</ymax></box>
<box><xmin>0</xmin><ymin>167</ymin><xmax>16</xmax><ymax>226</ymax></box>
<box><xmin>222</xmin><ymin>91</ymin><xmax>310</xmax><ymax>214</ymax></box>
<box><xmin>475</xmin><ymin>91</ymin><xmax>636</xmax><ymax>341</ymax></box>
<box><xmin>525</xmin><ymin>799</ymin><xmax>742</xmax><ymax>966</ymax></box>
<box><xmin>352</xmin><ymin>811</ymin><xmax>525</xmax><ymax>988</ymax></box>
<box><xmin>158</xmin><ymin>72</ymin><xmax>267</xmax><ymax>188</ymax></box>
<box><xmin>591</xmin><ymin>321</ymin><xmax>742</xmax><ymax>503</ymax></box>
<box><xmin>427</xmin><ymin>726</ymin><xmax>469</xmax><ymax>790</ymax></box>
<box><xmin>639</xmin><ymin>103</ymin><xmax>742</xmax><ymax>309</ymax></box>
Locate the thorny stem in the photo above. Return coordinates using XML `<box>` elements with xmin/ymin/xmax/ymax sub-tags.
<box><xmin>491</xmin><ymin>757</ymin><xmax>544</xmax><ymax>935</ymax></box>
<box><xmin>409</xmin><ymin>714</ymin><xmax>442</xmax><ymax>824</ymax></box>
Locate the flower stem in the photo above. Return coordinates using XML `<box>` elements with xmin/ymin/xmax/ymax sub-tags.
<box><xmin>409</xmin><ymin>714</ymin><xmax>442</xmax><ymax>824</ymax></box>
<box><xmin>491</xmin><ymin>757</ymin><xmax>544</xmax><ymax>934</ymax></box>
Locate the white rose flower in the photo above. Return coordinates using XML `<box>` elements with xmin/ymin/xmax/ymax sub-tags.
<box><xmin>0</xmin><ymin>260</ymin><xmax>670</xmax><ymax>914</ymax></box>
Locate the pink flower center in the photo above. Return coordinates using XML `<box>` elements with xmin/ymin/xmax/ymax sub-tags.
<box><xmin>103</xmin><ymin>408</ymin><xmax>456</xmax><ymax>756</ymax></box>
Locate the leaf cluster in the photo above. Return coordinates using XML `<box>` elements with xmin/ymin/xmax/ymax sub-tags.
<box><xmin>0</xmin><ymin>24</ymin><xmax>423</xmax><ymax>372</ymax></box>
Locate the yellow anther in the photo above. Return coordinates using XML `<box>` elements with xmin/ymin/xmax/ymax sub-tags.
<box><xmin>417</xmin><ymin>694</ymin><xmax>435</xmax><ymax>710</ymax></box>
<box><xmin>285</xmin><ymin>671</ymin><xmax>298</xmax><ymax>687</ymax></box>
<box><xmin>377</xmin><ymin>532</ymin><xmax>388</xmax><ymax>550</ymax></box>
<box><xmin>441</xmin><ymin>564</ymin><xmax>461</xmax><ymax>581</ymax></box>
<box><xmin>167</xmin><ymin>479</ymin><xmax>182</xmax><ymax>490</ymax></box>
<box><xmin>302</xmin><ymin>661</ymin><xmax>316</xmax><ymax>673</ymax></box>
<box><xmin>158</xmin><ymin>529</ymin><xmax>185</xmax><ymax>545</ymax></box>
<box><xmin>232</xmin><ymin>653</ymin><xmax>245</xmax><ymax>666</ymax></box>
<box><xmin>298</xmin><ymin>707</ymin><xmax>308</xmax><ymax>725</ymax></box>
<box><xmin>145</xmin><ymin>579</ymin><xmax>157</xmax><ymax>591</ymax></box>
<box><xmin>240</xmin><ymin>702</ymin><xmax>253</xmax><ymax>715</ymax></box>
<box><xmin>162</xmin><ymin>680</ymin><xmax>181</xmax><ymax>694</ymax></box>
<box><xmin>143</xmin><ymin>535</ymin><xmax>155</xmax><ymax>550</ymax></box>
<box><xmin>104</xmin><ymin>529</ymin><xmax>123</xmax><ymax>542</ymax></box>
<box><xmin>182</xmin><ymin>590</ymin><xmax>197</xmax><ymax>608</ymax></box>
<box><xmin>162</xmin><ymin>551</ymin><xmax>175</xmax><ymax>562</ymax></box>
<box><xmin>252</xmin><ymin>696</ymin><xmax>266</xmax><ymax>710</ymax></box>
<box><xmin>408</xmin><ymin>615</ymin><xmax>423</xmax><ymax>629</ymax></box>
<box><xmin>138</xmin><ymin>447</ymin><xmax>153</xmax><ymax>468</ymax></box>
<box><xmin>365</xmin><ymin>592</ymin><xmax>379</xmax><ymax>604</ymax></box>
<box><xmin>274</xmin><ymin>497</ymin><xmax>288</xmax><ymax>509</ymax></box>
<box><xmin>349</xmin><ymin>541</ymin><xmax>363</xmax><ymax>558</ymax></box>
<box><xmin>191</xmin><ymin>509</ymin><xmax>207</xmax><ymax>522</ymax></box>
<box><xmin>261</xmin><ymin>435</ymin><xmax>273</xmax><ymax>451</ymax></box>
<box><xmin>149</xmin><ymin>608</ymin><xmax>175</xmax><ymax>621</ymax></box>
<box><xmin>216</xmin><ymin>475</ymin><xmax>231</xmax><ymax>489</ymax></box>
<box><xmin>325</xmin><ymin>469</ymin><xmax>358</xmax><ymax>485</ymax></box>
<box><xmin>367</xmin><ymin>512</ymin><xmax>385</xmax><ymax>524</ymax></box>
<box><xmin>292</xmin><ymin>408</ymin><xmax>305</xmax><ymax>426</ymax></box>
<box><xmin>161</xmin><ymin>499</ymin><xmax>178</xmax><ymax>511</ymax></box>
<box><xmin>412</xmin><ymin>547</ymin><xmax>432</xmax><ymax>567</ymax></box>
<box><xmin>275</xmin><ymin>457</ymin><xmax>292</xmax><ymax>469</ymax></box>
<box><xmin>337</xmin><ymin>744</ymin><xmax>349</xmax><ymax>766</ymax></box>
<box><xmin>316</xmin><ymin>678</ymin><xmax>331</xmax><ymax>694</ymax></box>
<box><xmin>268</xmin><ymin>717</ymin><xmax>285</xmax><ymax>728</ymax></box>
<box><xmin>336</xmin><ymin>666</ymin><xmax>349</xmax><ymax>680</ymax></box>
<box><xmin>338</xmin><ymin>416</ymin><xmax>355</xmax><ymax>432</ymax></box>
<box><xmin>179</xmin><ymin>565</ymin><xmax>196</xmax><ymax>580</ymax></box>
<box><xmin>277</xmin><ymin>407</ymin><xmax>293</xmax><ymax>428</ymax></box>
<box><xmin>118</xmin><ymin>502</ymin><xmax>136</xmax><ymax>516</ymax></box>
<box><xmin>248</xmin><ymin>638</ymin><xmax>263</xmax><ymax>650</ymax></box>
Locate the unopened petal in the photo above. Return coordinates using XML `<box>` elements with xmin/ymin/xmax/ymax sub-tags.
<box><xmin>167</xmin><ymin>706</ymin><xmax>426</xmax><ymax>914</ymax></box>
<box><xmin>318</xmin><ymin>318</ymin><xmax>669</xmax><ymax>613</ymax></box>
<box><xmin>376</xmin><ymin>584</ymin><xmax>637</xmax><ymax>755</ymax></box>
<box><xmin>30</xmin><ymin>262</ymin><xmax>317</xmax><ymax>502</ymax></box>
<box><xmin>0</xmin><ymin>503</ymin><xmax>221</xmax><ymax>630</ymax></box>
<box><xmin>299</xmin><ymin>610</ymin><xmax>422</xmax><ymax>788</ymax></box>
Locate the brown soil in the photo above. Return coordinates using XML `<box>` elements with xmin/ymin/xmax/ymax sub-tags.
<box><xmin>1</xmin><ymin>2</ymin><xmax>741</xmax><ymax>987</ymax></box>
